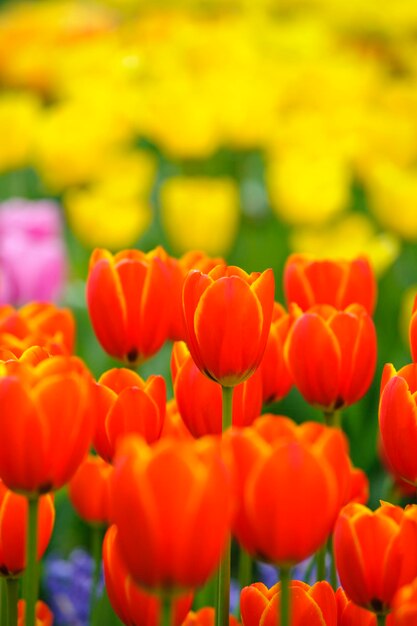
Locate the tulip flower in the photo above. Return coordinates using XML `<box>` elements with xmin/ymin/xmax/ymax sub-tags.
<box><xmin>409</xmin><ymin>295</ymin><xmax>417</xmax><ymax>362</ymax></box>
<box><xmin>379</xmin><ymin>363</ymin><xmax>417</xmax><ymax>486</ymax></box>
<box><xmin>86</xmin><ymin>248</ymin><xmax>171</xmax><ymax>365</ymax></box>
<box><xmin>17</xmin><ymin>600</ymin><xmax>54</xmax><ymax>626</ymax></box>
<box><xmin>103</xmin><ymin>525</ymin><xmax>193</xmax><ymax>626</ymax></box>
<box><xmin>0</xmin><ymin>354</ymin><xmax>95</xmax><ymax>494</ymax></box>
<box><xmin>183</xmin><ymin>264</ymin><xmax>274</xmax><ymax>387</ymax></box>
<box><xmin>171</xmin><ymin>342</ymin><xmax>262</xmax><ymax>437</ymax></box>
<box><xmin>336</xmin><ymin>588</ymin><xmax>390</xmax><ymax>626</ymax></box>
<box><xmin>257</xmin><ymin>303</ymin><xmax>293</xmax><ymax>405</ymax></box>
<box><xmin>160</xmin><ymin>399</ymin><xmax>193</xmax><ymax>441</ymax></box>
<box><xmin>334</xmin><ymin>502</ymin><xmax>417</xmax><ymax>615</ymax></box>
<box><xmin>0</xmin><ymin>198</ymin><xmax>67</xmax><ymax>306</ymax></box>
<box><xmin>391</xmin><ymin>578</ymin><xmax>417</xmax><ymax>625</ymax></box>
<box><xmin>111</xmin><ymin>435</ymin><xmax>232</xmax><ymax>592</ymax></box>
<box><xmin>0</xmin><ymin>480</ymin><xmax>54</xmax><ymax>576</ymax></box>
<box><xmin>68</xmin><ymin>455</ymin><xmax>113</xmax><ymax>525</ymax></box>
<box><xmin>283</xmin><ymin>254</ymin><xmax>376</xmax><ymax>314</ymax></box>
<box><xmin>93</xmin><ymin>367</ymin><xmax>166</xmax><ymax>462</ymax></box>
<box><xmin>224</xmin><ymin>425</ymin><xmax>339</xmax><ymax>566</ymax></box>
<box><xmin>0</xmin><ymin>302</ymin><xmax>74</xmax><ymax>357</ymax></box>
<box><xmin>240</xmin><ymin>580</ymin><xmax>337</xmax><ymax>626</ymax></box>
<box><xmin>150</xmin><ymin>247</ymin><xmax>224</xmax><ymax>342</ymax></box>
<box><xmin>285</xmin><ymin>303</ymin><xmax>377</xmax><ymax>415</ymax></box>
<box><xmin>183</xmin><ymin>608</ymin><xmax>239</xmax><ymax>626</ymax></box>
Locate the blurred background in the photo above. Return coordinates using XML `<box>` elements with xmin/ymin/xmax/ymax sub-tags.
<box><xmin>1</xmin><ymin>0</ymin><xmax>417</xmax><ymax>620</ymax></box>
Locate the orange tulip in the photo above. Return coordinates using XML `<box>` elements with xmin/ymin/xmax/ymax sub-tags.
<box><xmin>257</xmin><ymin>303</ymin><xmax>293</xmax><ymax>405</ymax></box>
<box><xmin>334</xmin><ymin>502</ymin><xmax>417</xmax><ymax>614</ymax></box>
<box><xmin>151</xmin><ymin>247</ymin><xmax>224</xmax><ymax>342</ymax></box>
<box><xmin>68</xmin><ymin>455</ymin><xmax>113</xmax><ymax>525</ymax></box>
<box><xmin>103</xmin><ymin>525</ymin><xmax>193</xmax><ymax>626</ymax></box>
<box><xmin>18</xmin><ymin>600</ymin><xmax>54</xmax><ymax>626</ymax></box>
<box><xmin>224</xmin><ymin>424</ymin><xmax>339</xmax><ymax>565</ymax></box>
<box><xmin>160</xmin><ymin>399</ymin><xmax>193</xmax><ymax>441</ymax></box>
<box><xmin>391</xmin><ymin>578</ymin><xmax>417</xmax><ymax>625</ymax></box>
<box><xmin>183</xmin><ymin>265</ymin><xmax>274</xmax><ymax>387</ymax></box>
<box><xmin>93</xmin><ymin>367</ymin><xmax>166</xmax><ymax>462</ymax></box>
<box><xmin>0</xmin><ymin>480</ymin><xmax>54</xmax><ymax>576</ymax></box>
<box><xmin>285</xmin><ymin>304</ymin><xmax>376</xmax><ymax>411</ymax></box>
<box><xmin>283</xmin><ymin>254</ymin><xmax>376</xmax><ymax>314</ymax></box>
<box><xmin>379</xmin><ymin>363</ymin><xmax>417</xmax><ymax>486</ymax></box>
<box><xmin>111</xmin><ymin>435</ymin><xmax>232</xmax><ymax>591</ymax></box>
<box><xmin>86</xmin><ymin>248</ymin><xmax>171</xmax><ymax>365</ymax></box>
<box><xmin>251</xmin><ymin>414</ymin><xmax>352</xmax><ymax>517</ymax></box>
<box><xmin>336</xmin><ymin>588</ymin><xmax>388</xmax><ymax>626</ymax></box>
<box><xmin>183</xmin><ymin>607</ymin><xmax>239</xmax><ymax>626</ymax></box>
<box><xmin>172</xmin><ymin>342</ymin><xmax>262</xmax><ymax>437</ymax></box>
<box><xmin>240</xmin><ymin>581</ymin><xmax>337</xmax><ymax>626</ymax></box>
<box><xmin>0</xmin><ymin>302</ymin><xmax>74</xmax><ymax>356</ymax></box>
<box><xmin>0</xmin><ymin>355</ymin><xmax>95</xmax><ymax>494</ymax></box>
<box><xmin>409</xmin><ymin>295</ymin><xmax>417</xmax><ymax>362</ymax></box>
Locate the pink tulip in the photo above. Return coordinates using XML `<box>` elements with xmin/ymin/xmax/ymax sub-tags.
<box><xmin>0</xmin><ymin>198</ymin><xmax>67</xmax><ymax>305</ymax></box>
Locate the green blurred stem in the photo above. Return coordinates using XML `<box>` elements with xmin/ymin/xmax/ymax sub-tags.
<box><xmin>238</xmin><ymin>547</ymin><xmax>252</xmax><ymax>595</ymax></box>
<box><xmin>328</xmin><ymin>537</ymin><xmax>338</xmax><ymax>589</ymax></box>
<box><xmin>23</xmin><ymin>495</ymin><xmax>39</xmax><ymax>626</ymax></box>
<box><xmin>222</xmin><ymin>386</ymin><xmax>234</xmax><ymax>431</ymax></box>
<box><xmin>377</xmin><ymin>615</ymin><xmax>386</xmax><ymax>626</ymax></box>
<box><xmin>323</xmin><ymin>410</ymin><xmax>341</xmax><ymax>428</ymax></box>
<box><xmin>1</xmin><ymin>578</ymin><xmax>7</xmax><ymax>626</ymax></box>
<box><xmin>6</xmin><ymin>577</ymin><xmax>19</xmax><ymax>626</ymax></box>
<box><xmin>216</xmin><ymin>537</ymin><xmax>231</xmax><ymax>626</ymax></box>
<box><xmin>316</xmin><ymin>544</ymin><xmax>326</xmax><ymax>581</ymax></box>
<box><xmin>90</xmin><ymin>525</ymin><xmax>104</xmax><ymax>626</ymax></box>
<box><xmin>161</xmin><ymin>595</ymin><xmax>172</xmax><ymax>626</ymax></box>
<box><xmin>279</xmin><ymin>567</ymin><xmax>291</xmax><ymax>626</ymax></box>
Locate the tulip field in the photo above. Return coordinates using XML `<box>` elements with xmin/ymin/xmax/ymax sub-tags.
<box><xmin>2</xmin><ymin>1</ymin><xmax>417</xmax><ymax>626</ymax></box>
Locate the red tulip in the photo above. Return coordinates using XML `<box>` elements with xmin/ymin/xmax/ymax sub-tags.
<box><xmin>0</xmin><ymin>480</ymin><xmax>54</xmax><ymax>576</ymax></box>
<box><xmin>172</xmin><ymin>342</ymin><xmax>262</xmax><ymax>437</ymax></box>
<box><xmin>257</xmin><ymin>303</ymin><xmax>293</xmax><ymax>405</ymax></box>
<box><xmin>240</xmin><ymin>581</ymin><xmax>337</xmax><ymax>626</ymax></box>
<box><xmin>283</xmin><ymin>254</ymin><xmax>376</xmax><ymax>314</ymax></box>
<box><xmin>17</xmin><ymin>600</ymin><xmax>54</xmax><ymax>626</ymax></box>
<box><xmin>0</xmin><ymin>302</ymin><xmax>74</xmax><ymax>356</ymax></box>
<box><xmin>183</xmin><ymin>264</ymin><xmax>274</xmax><ymax>387</ymax></box>
<box><xmin>336</xmin><ymin>587</ymin><xmax>388</xmax><ymax>626</ymax></box>
<box><xmin>183</xmin><ymin>607</ymin><xmax>239</xmax><ymax>626</ymax></box>
<box><xmin>86</xmin><ymin>248</ymin><xmax>171</xmax><ymax>365</ymax></box>
<box><xmin>379</xmin><ymin>363</ymin><xmax>417</xmax><ymax>486</ymax></box>
<box><xmin>391</xmin><ymin>578</ymin><xmax>417</xmax><ymax>625</ymax></box>
<box><xmin>334</xmin><ymin>502</ymin><xmax>417</xmax><ymax>615</ymax></box>
<box><xmin>0</xmin><ymin>355</ymin><xmax>95</xmax><ymax>494</ymax></box>
<box><xmin>285</xmin><ymin>304</ymin><xmax>376</xmax><ymax>411</ymax></box>
<box><xmin>93</xmin><ymin>367</ymin><xmax>166</xmax><ymax>462</ymax></box>
<box><xmin>111</xmin><ymin>435</ymin><xmax>232</xmax><ymax>591</ymax></box>
<box><xmin>68</xmin><ymin>455</ymin><xmax>113</xmax><ymax>525</ymax></box>
<box><xmin>103</xmin><ymin>525</ymin><xmax>193</xmax><ymax>626</ymax></box>
<box><xmin>224</xmin><ymin>425</ymin><xmax>339</xmax><ymax>565</ymax></box>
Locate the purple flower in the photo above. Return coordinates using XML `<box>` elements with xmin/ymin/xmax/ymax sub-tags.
<box><xmin>0</xmin><ymin>198</ymin><xmax>67</xmax><ymax>305</ymax></box>
<box><xmin>44</xmin><ymin>548</ymin><xmax>104</xmax><ymax>626</ymax></box>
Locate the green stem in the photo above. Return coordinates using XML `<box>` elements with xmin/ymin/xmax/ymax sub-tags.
<box><xmin>90</xmin><ymin>525</ymin><xmax>104</xmax><ymax>626</ymax></box>
<box><xmin>238</xmin><ymin>546</ymin><xmax>252</xmax><ymax>592</ymax></box>
<box><xmin>222</xmin><ymin>386</ymin><xmax>234</xmax><ymax>431</ymax></box>
<box><xmin>316</xmin><ymin>544</ymin><xmax>326</xmax><ymax>581</ymax></box>
<box><xmin>160</xmin><ymin>595</ymin><xmax>172</xmax><ymax>626</ymax></box>
<box><xmin>216</xmin><ymin>537</ymin><xmax>231</xmax><ymax>626</ymax></box>
<box><xmin>23</xmin><ymin>495</ymin><xmax>39</xmax><ymax>626</ymax></box>
<box><xmin>6</xmin><ymin>577</ymin><xmax>19</xmax><ymax>626</ymax></box>
<box><xmin>323</xmin><ymin>410</ymin><xmax>341</xmax><ymax>428</ymax></box>
<box><xmin>1</xmin><ymin>578</ymin><xmax>7</xmax><ymax>626</ymax></box>
<box><xmin>279</xmin><ymin>568</ymin><xmax>291</xmax><ymax>626</ymax></box>
<box><xmin>328</xmin><ymin>537</ymin><xmax>337</xmax><ymax>589</ymax></box>
<box><xmin>377</xmin><ymin>615</ymin><xmax>386</xmax><ymax>626</ymax></box>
